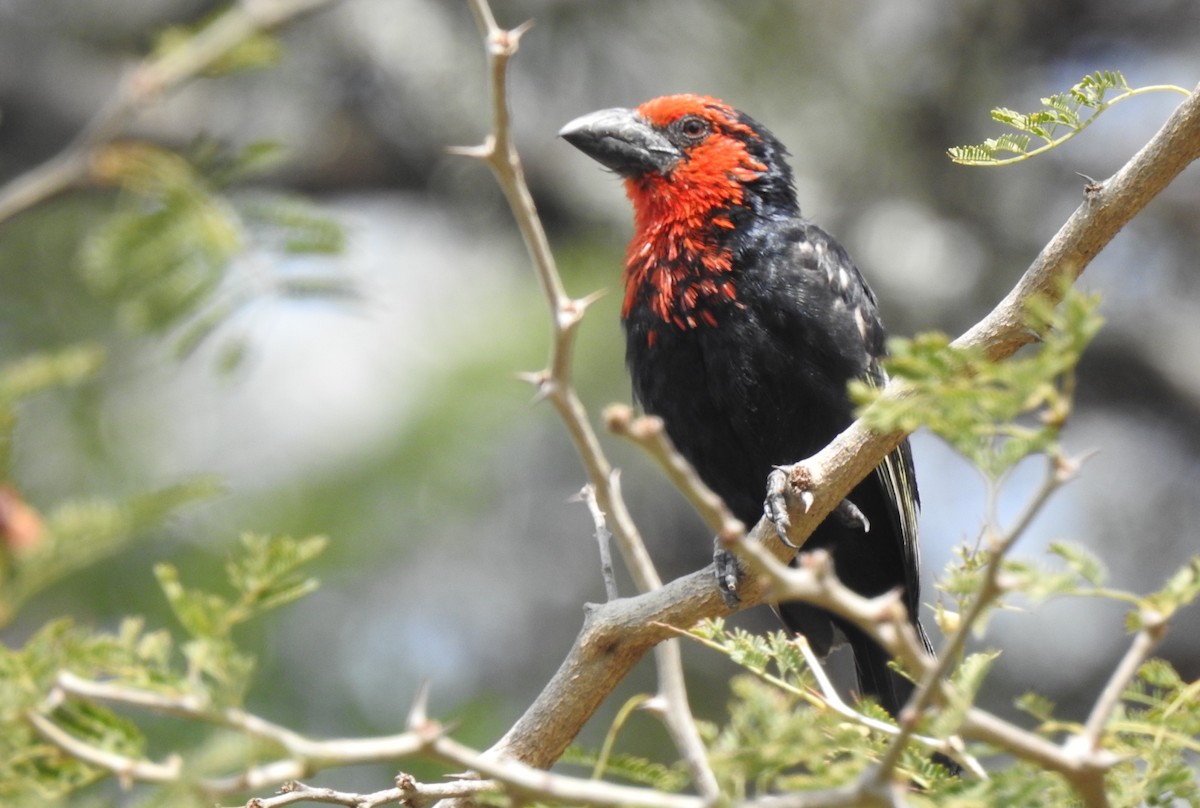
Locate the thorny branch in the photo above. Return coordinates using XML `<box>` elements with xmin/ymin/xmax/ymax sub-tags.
<box><xmin>457</xmin><ymin>0</ymin><xmax>719</xmax><ymax>798</ymax></box>
<box><xmin>30</xmin><ymin>672</ymin><xmax>429</xmax><ymax>798</ymax></box>
<box><xmin>577</xmin><ymin>484</ymin><xmax>619</xmax><ymax>601</ymax></box>
<box><xmin>456</xmin><ymin>0</ymin><xmax>658</xmax><ymax>594</ymax></box>
<box><xmin>0</xmin><ymin>0</ymin><xmax>341</xmax><ymax>225</ymax></box>
<box><xmin>245</xmin><ymin>777</ymin><xmax>497</xmax><ymax>808</ymax></box>
<box><xmin>866</xmin><ymin>455</ymin><xmax>1074</xmax><ymax>787</ymax></box>
<box><xmin>1078</xmin><ymin>611</ymin><xmax>1169</xmax><ymax>753</ymax></box>
<box><xmin>605</xmin><ymin>404</ymin><xmax>744</xmax><ymax>541</ymax></box>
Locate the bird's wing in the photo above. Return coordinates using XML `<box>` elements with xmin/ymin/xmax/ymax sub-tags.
<box><xmin>793</xmin><ymin>222</ymin><xmax>927</xmax><ymax>640</ymax></box>
<box><xmin>864</xmin><ymin>365</ymin><xmax>925</xmax><ymax>620</ymax></box>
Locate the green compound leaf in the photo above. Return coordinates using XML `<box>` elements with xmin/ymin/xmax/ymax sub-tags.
<box><xmin>949</xmin><ymin>70</ymin><xmax>1189</xmax><ymax>166</ymax></box>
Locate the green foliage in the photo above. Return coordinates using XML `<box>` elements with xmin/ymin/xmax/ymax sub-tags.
<box><xmin>706</xmin><ymin>675</ymin><xmax>878</xmax><ymax>796</ymax></box>
<box><xmin>851</xmin><ymin>284</ymin><xmax>1103</xmax><ymax>477</ymax></box>
<box><xmin>675</xmin><ymin>551</ymin><xmax>1200</xmax><ymax>805</ymax></box>
<box><xmin>1030</xmin><ymin>653</ymin><xmax>1200</xmax><ymax>807</ymax></box>
<box><xmin>0</xmin><ymin>533</ymin><xmax>327</xmax><ymax>805</ymax></box>
<box><xmin>155</xmin><ymin>533</ymin><xmax>326</xmax><ymax>705</ymax></box>
<box><xmin>939</xmin><ymin>541</ymin><xmax>1106</xmax><ymax>624</ymax></box>
<box><xmin>561</xmin><ymin>746</ymin><xmax>690</xmax><ymax>792</ymax></box>
<box><xmin>687</xmin><ymin>621</ymin><xmax>958</xmax><ymax>792</ymax></box>
<box><xmin>80</xmin><ymin>139</ymin><xmax>348</xmax><ymax>366</ymax></box>
<box><xmin>948</xmin><ymin>71</ymin><xmax>1190</xmax><ymax>166</ymax></box>
<box><xmin>0</xmin><ymin>345</ymin><xmax>224</xmax><ymax>628</ymax></box>
<box><xmin>0</xmin><ymin>344</ymin><xmax>105</xmax><ymax>474</ymax></box>
<box><xmin>2</xmin><ymin>479</ymin><xmax>226</xmax><ymax>628</ymax></box>
<box><xmin>0</xmin><ymin>344</ymin><xmax>106</xmax><ymax>405</ymax></box>
<box><xmin>1137</xmin><ymin>556</ymin><xmax>1200</xmax><ymax>628</ymax></box>
<box><xmin>0</xmin><ymin>620</ymin><xmax>163</xmax><ymax>803</ymax></box>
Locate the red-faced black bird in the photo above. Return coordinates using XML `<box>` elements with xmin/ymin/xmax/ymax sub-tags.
<box><xmin>560</xmin><ymin>94</ymin><xmax>932</xmax><ymax>717</ymax></box>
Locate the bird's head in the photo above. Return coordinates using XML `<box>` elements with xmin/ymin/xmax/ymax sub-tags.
<box><xmin>559</xmin><ymin>94</ymin><xmax>797</xmax><ymax>221</ymax></box>
<box><xmin>560</xmin><ymin>95</ymin><xmax>800</xmax><ymax>329</ymax></box>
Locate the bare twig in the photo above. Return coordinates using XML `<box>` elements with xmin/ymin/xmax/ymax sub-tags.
<box><xmin>959</xmin><ymin>706</ymin><xmax>1117</xmax><ymax>808</ymax></box>
<box><xmin>27</xmin><ymin>709</ymin><xmax>183</xmax><ymax>786</ymax></box>
<box><xmin>605</xmin><ymin>405</ymin><xmax>744</xmax><ymax>542</ymax></box>
<box><xmin>572</xmin><ymin>485</ymin><xmax>717</xmax><ymax>796</ymax></box>
<box><xmin>457</xmin><ymin>1</ymin><xmax>716</xmax><ymax>794</ymax></box>
<box><xmin>431</xmin><ymin>722</ymin><xmax>906</xmax><ymax>808</ymax></box>
<box><xmin>1076</xmin><ymin>610</ymin><xmax>1169</xmax><ymax>754</ymax></box>
<box><xmin>428</xmin><ymin>733</ymin><xmax>707</xmax><ymax>808</ymax></box>
<box><xmin>36</xmin><ymin>672</ymin><xmax>719</xmax><ymax>808</ymax></box>
<box><xmin>33</xmin><ymin>672</ymin><xmax>429</xmax><ymax>798</ymax></box>
<box><xmin>868</xmin><ymin>454</ymin><xmax>1074</xmax><ymax>784</ymax></box>
<box><xmin>243</xmin><ymin>777</ymin><xmax>498</xmax><ymax>808</ymax></box>
<box><xmin>576</xmin><ymin>484</ymin><xmax>619</xmax><ymax>600</ymax></box>
<box><xmin>0</xmin><ymin>0</ymin><xmax>340</xmax><ymax>225</ymax></box>
<box><xmin>648</xmin><ymin>640</ymin><xmax>721</xmax><ymax>800</ymax></box>
<box><xmin>457</xmin><ymin>0</ymin><xmax>659</xmax><ymax>593</ymax></box>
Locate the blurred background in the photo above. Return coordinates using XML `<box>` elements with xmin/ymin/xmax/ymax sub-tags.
<box><xmin>2</xmin><ymin>0</ymin><xmax>1199</xmax><ymax>786</ymax></box>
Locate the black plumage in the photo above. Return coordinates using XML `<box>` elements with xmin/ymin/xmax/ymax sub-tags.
<box><xmin>561</xmin><ymin>94</ymin><xmax>931</xmax><ymax>716</ymax></box>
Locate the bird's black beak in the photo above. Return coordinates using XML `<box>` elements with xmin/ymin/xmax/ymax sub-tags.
<box><xmin>559</xmin><ymin>107</ymin><xmax>680</xmax><ymax>177</ymax></box>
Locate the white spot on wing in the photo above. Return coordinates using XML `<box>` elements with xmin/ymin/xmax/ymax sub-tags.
<box><xmin>855</xmin><ymin>306</ymin><xmax>869</xmax><ymax>343</ymax></box>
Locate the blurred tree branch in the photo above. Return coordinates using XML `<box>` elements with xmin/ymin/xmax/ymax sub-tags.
<box><xmin>0</xmin><ymin>0</ymin><xmax>341</xmax><ymax>225</ymax></box>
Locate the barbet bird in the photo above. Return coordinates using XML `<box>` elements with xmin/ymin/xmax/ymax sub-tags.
<box><xmin>560</xmin><ymin>94</ymin><xmax>932</xmax><ymax>716</ymax></box>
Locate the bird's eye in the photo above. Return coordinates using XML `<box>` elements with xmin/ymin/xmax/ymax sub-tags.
<box><xmin>675</xmin><ymin>115</ymin><xmax>711</xmax><ymax>142</ymax></box>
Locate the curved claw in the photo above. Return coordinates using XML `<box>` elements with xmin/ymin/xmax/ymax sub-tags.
<box><xmin>833</xmin><ymin>498</ymin><xmax>871</xmax><ymax>533</ymax></box>
<box><xmin>713</xmin><ymin>542</ymin><xmax>742</xmax><ymax>607</ymax></box>
<box><xmin>765</xmin><ymin>468</ymin><xmax>870</xmax><ymax>547</ymax></box>
<box><xmin>764</xmin><ymin>468</ymin><xmax>799</xmax><ymax>548</ymax></box>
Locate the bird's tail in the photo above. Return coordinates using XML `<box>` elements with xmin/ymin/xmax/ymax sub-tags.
<box><xmin>837</xmin><ymin>617</ymin><xmax>923</xmax><ymax>717</ymax></box>
<box><xmin>841</xmin><ymin>617</ymin><xmax>962</xmax><ymax>774</ymax></box>
<box><xmin>778</xmin><ymin>601</ymin><xmax>931</xmax><ymax>717</ymax></box>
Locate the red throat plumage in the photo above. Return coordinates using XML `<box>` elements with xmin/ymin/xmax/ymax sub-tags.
<box><xmin>619</xmin><ymin>96</ymin><xmax>767</xmax><ymax>337</ymax></box>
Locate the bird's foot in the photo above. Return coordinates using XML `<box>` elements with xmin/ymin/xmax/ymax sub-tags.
<box><xmin>765</xmin><ymin>467</ymin><xmax>801</xmax><ymax>548</ymax></box>
<box><xmin>713</xmin><ymin>539</ymin><xmax>742</xmax><ymax>607</ymax></box>
<box><xmin>833</xmin><ymin>498</ymin><xmax>871</xmax><ymax>533</ymax></box>
<box><xmin>765</xmin><ymin>466</ymin><xmax>870</xmax><ymax>549</ymax></box>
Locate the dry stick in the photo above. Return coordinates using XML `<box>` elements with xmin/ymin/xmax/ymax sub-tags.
<box><xmin>245</xmin><ymin>778</ymin><xmax>499</xmax><ymax>808</ymax></box>
<box><xmin>459</xmin><ymin>1</ymin><xmax>718</xmax><ymax>798</ymax></box>
<box><xmin>1076</xmin><ymin>611</ymin><xmax>1169</xmax><ymax>754</ymax></box>
<box><xmin>867</xmin><ymin>455</ymin><xmax>1072</xmax><ymax>785</ymax></box>
<box><xmin>32</xmin><ymin>672</ymin><xmax>430</xmax><ymax>798</ymax></box>
<box><xmin>0</xmin><ymin>0</ymin><xmax>340</xmax><ymax>225</ymax></box>
<box><xmin>605</xmin><ymin>405</ymin><xmax>744</xmax><ymax>540</ymax></box>
<box><xmin>478</xmin><ymin>77</ymin><xmax>1200</xmax><ymax>782</ymax></box>
<box><xmin>577</xmin><ymin>484</ymin><xmax>620</xmax><ymax>601</ymax></box>
<box><xmin>457</xmin><ymin>0</ymin><xmax>656</xmax><ymax>593</ymax></box>
<box><xmin>27</xmin><ymin>710</ymin><xmax>183</xmax><ymax>786</ymax></box>
<box><xmin>431</xmin><ymin>716</ymin><xmax>904</xmax><ymax>808</ymax></box>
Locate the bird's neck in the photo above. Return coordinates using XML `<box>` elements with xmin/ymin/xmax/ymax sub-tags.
<box><xmin>621</xmin><ymin>201</ymin><xmax>742</xmax><ymax>332</ymax></box>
